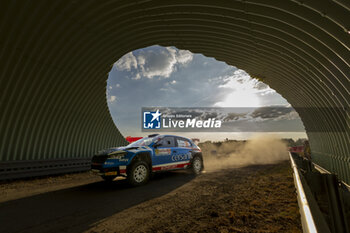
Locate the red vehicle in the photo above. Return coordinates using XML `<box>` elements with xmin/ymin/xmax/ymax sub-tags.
<box><xmin>125</xmin><ymin>136</ymin><xmax>143</xmax><ymax>143</ymax></box>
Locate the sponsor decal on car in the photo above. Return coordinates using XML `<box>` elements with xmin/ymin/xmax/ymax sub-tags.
<box><xmin>152</xmin><ymin>161</ymin><xmax>190</xmax><ymax>171</ymax></box>
<box><xmin>118</xmin><ymin>158</ymin><xmax>129</xmax><ymax>162</ymax></box>
<box><xmin>171</xmin><ymin>153</ymin><xmax>192</xmax><ymax>161</ymax></box>
<box><xmin>161</xmin><ymin>165</ymin><xmax>178</xmax><ymax>170</ymax></box>
<box><xmin>104</xmin><ymin>161</ymin><xmax>115</xmax><ymax>165</ymax></box>
<box><xmin>155</xmin><ymin>148</ymin><xmax>171</xmax><ymax>156</ymax></box>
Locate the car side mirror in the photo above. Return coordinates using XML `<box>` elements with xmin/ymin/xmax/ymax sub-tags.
<box><xmin>153</xmin><ymin>143</ymin><xmax>161</xmax><ymax>148</ymax></box>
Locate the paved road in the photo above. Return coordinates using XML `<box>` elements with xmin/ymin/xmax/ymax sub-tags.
<box><xmin>0</xmin><ymin>172</ymin><xmax>194</xmax><ymax>233</ymax></box>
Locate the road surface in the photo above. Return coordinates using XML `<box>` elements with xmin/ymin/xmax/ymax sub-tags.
<box><xmin>0</xmin><ymin>162</ymin><xmax>301</xmax><ymax>233</ymax></box>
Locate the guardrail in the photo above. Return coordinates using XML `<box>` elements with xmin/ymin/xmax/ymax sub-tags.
<box><xmin>0</xmin><ymin>158</ymin><xmax>91</xmax><ymax>181</ymax></box>
<box><xmin>290</xmin><ymin>152</ymin><xmax>318</xmax><ymax>233</ymax></box>
<box><xmin>290</xmin><ymin>152</ymin><xmax>350</xmax><ymax>233</ymax></box>
<box><xmin>313</xmin><ymin>163</ymin><xmax>350</xmax><ymax>192</ymax></box>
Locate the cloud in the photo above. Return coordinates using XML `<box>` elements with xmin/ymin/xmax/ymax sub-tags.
<box><xmin>137</xmin><ymin>48</ymin><xmax>176</xmax><ymax>78</ymax></box>
<box><xmin>108</xmin><ymin>95</ymin><xmax>117</xmax><ymax>103</ymax></box>
<box><xmin>132</xmin><ymin>73</ymin><xmax>141</xmax><ymax>80</ymax></box>
<box><xmin>114</xmin><ymin>46</ymin><xmax>193</xmax><ymax>79</ymax></box>
<box><xmin>114</xmin><ymin>52</ymin><xmax>137</xmax><ymax>71</ymax></box>
<box><xmin>255</xmin><ymin>82</ymin><xmax>269</xmax><ymax>90</ymax></box>
<box><xmin>158</xmin><ymin>80</ymin><xmax>178</xmax><ymax>92</ymax></box>
<box><xmin>221</xmin><ymin>106</ymin><xmax>300</xmax><ymax>123</ymax></box>
<box><xmin>164</xmin><ymin>80</ymin><xmax>177</xmax><ymax>86</ymax></box>
<box><xmin>217</xmin><ymin>70</ymin><xmax>275</xmax><ymax>94</ymax></box>
<box><xmin>137</xmin><ymin>47</ymin><xmax>192</xmax><ymax>78</ymax></box>
<box><xmin>159</xmin><ymin>87</ymin><xmax>170</xmax><ymax>92</ymax></box>
<box><xmin>223</xmin><ymin>112</ymin><xmax>247</xmax><ymax>121</ymax></box>
<box><xmin>251</xmin><ymin>107</ymin><xmax>293</xmax><ymax>119</ymax></box>
<box><xmin>173</xmin><ymin>48</ymin><xmax>193</xmax><ymax>65</ymax></box>
<box><xmin>214</xmin><ymin>69</ymin><xmax>276</xmax><ymax>107</ymax></box>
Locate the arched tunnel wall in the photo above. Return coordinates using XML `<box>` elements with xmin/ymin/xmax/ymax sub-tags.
<box><xmin>0</xmin><ymin>1</ymin><xmax>349</xmax><ymax>182</ymax></box>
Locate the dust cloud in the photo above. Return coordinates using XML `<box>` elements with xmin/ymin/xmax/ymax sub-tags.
<box><xmin>200</xmin><ymin>135</ymin><xmax>289</xmax><ymax>172</ymax></box>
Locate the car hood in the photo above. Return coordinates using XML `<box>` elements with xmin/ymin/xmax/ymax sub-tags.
<box><xmin>95</xmin><ymin>146</ymin><xmax>143</xmax><ymax>155</ymax></box>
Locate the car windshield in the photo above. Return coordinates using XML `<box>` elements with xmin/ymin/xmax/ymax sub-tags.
<box><xmin>125</xmin><ymin>136</ymin><xmax>159</xmax><ymax>148</ymax></box>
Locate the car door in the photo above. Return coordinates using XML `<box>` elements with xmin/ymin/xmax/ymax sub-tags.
<box><xmin>152</xmin><ymin>136</ymin><xmax>176</xmax><ymax>171</ymax></box>
<box><xmin>172</xmin><ymin>137</ymin><xmax>193</xmax><ymax>169</ymax></box>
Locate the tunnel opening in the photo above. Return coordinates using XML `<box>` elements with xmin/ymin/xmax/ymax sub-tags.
<box><xmin>106</xmin><ymin>45</ymin><xmax>307</xmax><ymax>143</ymax></box>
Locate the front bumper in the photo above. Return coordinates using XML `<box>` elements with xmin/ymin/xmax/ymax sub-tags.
<box><xmin>91</xmin><ymin>164</ymin><xmax>127</xmax><ymax>176</ymax></box>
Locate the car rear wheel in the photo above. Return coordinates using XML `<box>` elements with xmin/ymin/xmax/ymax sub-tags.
<box><xmin>191</xmin><ymin>156</ymin><xmax>203</xmax><ymax>175</ymax></box>
<box><xmin>127</xmin><ymin>160</ymin><xmax>150</xmax><ymax>186</ymax></box>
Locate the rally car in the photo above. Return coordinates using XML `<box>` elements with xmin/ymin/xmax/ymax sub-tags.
<box><xmin>91</xmin><ymin>134</ymin><xmax>203</xmax><ymax>186</ymax></box>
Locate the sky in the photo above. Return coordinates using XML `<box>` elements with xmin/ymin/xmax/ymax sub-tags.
<box><xmin>107</xmin><ymin>45</ymin><xmax>307</xmax><ymax>141</ymax></box>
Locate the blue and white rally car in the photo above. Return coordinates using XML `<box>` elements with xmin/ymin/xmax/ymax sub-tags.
<box><xmin>91</xmin><ymin>134</ymin><xmax>203</xmax><ymax>186</ymax></box>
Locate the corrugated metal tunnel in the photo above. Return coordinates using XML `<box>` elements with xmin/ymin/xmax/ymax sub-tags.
<box><xmin>0</xmin><ymin>0</ymin><xmax>349</xmax><ymax>182</ymax></box>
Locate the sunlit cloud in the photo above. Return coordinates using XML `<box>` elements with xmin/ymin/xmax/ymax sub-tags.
<box><xmin>214</xmin><ymin>69</ymin><xmax>276</xmax><ymax>108</ymax></box>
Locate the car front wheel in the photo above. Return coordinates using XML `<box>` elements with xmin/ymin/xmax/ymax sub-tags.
<box><xmin>127</xmin><ymin>160</ymin><xmax>150</xmax><ymax>186</ymax></box>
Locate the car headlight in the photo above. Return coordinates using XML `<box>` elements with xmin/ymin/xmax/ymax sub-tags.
<box><xmin>104</xmin><ymin>161</ymin><xmax>115</xmax><ymax>165</ymax></box>
<box><xmin>108</xmin><ymin>151</ymin><xmax>127</xmax><ymax>159</ymax></box>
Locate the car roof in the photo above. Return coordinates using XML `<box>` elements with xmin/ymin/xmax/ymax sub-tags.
<box><xmin>159</xmin><ymin>134</ymin><xmax>193</xmax><ymax>141</ymax></box>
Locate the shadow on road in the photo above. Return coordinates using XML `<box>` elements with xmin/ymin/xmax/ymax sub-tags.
<box><xmin>0</xmin><ymin>171</ymin><xmax>194</xmax><ymax>233</ymax></box>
